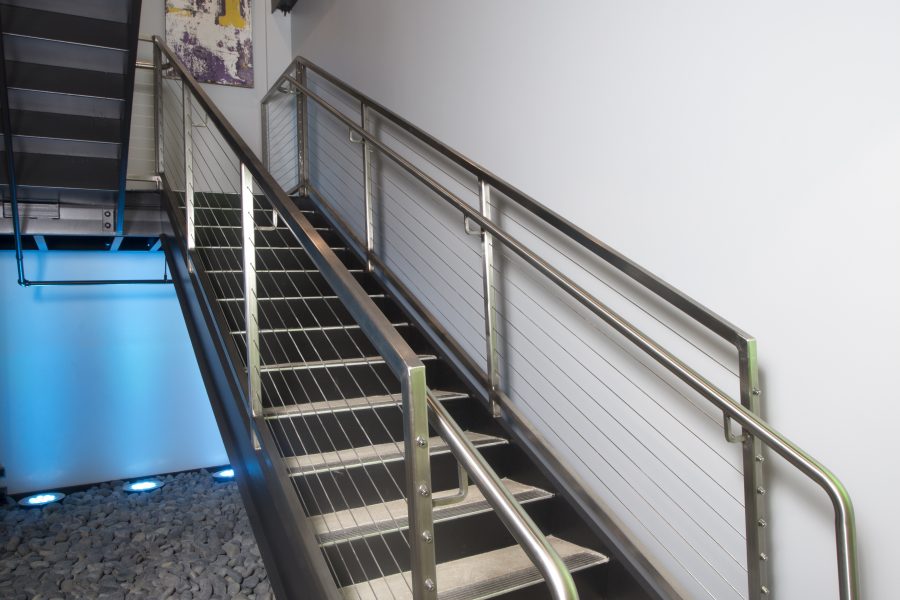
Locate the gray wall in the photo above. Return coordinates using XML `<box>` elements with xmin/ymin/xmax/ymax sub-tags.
<box><xmin>291</xmin><ymin>2</ymin><xmax>898</xmax><ymax>599</ymax></box>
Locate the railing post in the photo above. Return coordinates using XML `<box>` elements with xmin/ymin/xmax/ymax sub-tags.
<box><xmin>739</xmin><ymin>338</ymin><xmax>769</xmax><ymax>598</ymax></box>
<box><xmin>242</xmin><ymin>162</ymin><xmax>262</xmax><ymax>451</ymax></box>
<box><xmin>260</xmin><ymin>97</ymin><xmax>269</xmax><ymax>170</ymax></box>
<box><xmin>361</xmin><ymin>103</ymin><xmax>375</xmax><ymax>270</ymax></box>
<box><xmin>403</xmin><ymin>365</ymin><xmax>438</xmax><ymax>599</ymax></box>
<box><xmin>297</xmin><ymin>62</ymin><xmax>310</xmax><ymax>195</ymax></box>
<box><xmin>153</xmin><ymin>43</ymin><xmax>163</xmax><ymax>176</ymax></box>
<box><xmin>183</xmin><ymin>81</ymin><xmax>194</xmax><ymax>271</ymax></box>
<box><xmin>479</xmin><ymin>180</ymin><xmax>502</xmax><ymax>417</ymax></box>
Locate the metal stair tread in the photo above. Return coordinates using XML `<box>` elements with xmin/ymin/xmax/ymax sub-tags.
<box><xmin>263</xmin><ymin>389</ymin><xmax>468</xmax><ymax>419</ymax></box>
<box><xmin>284</xmin><ymin>432</ymin><xmax>508</xmax><ymax>476</ymax></box>
<box><xmin>6</xmin><ymin>60</ymin><xmax>125</xmax><ymax>99</ymax></box>
<box><xmin>339</xmin><ymin>535</ymin><xmax>609</xmax><ymax>600</ymax></box>
<box><xmin>0</xmin><ymin>5</ymin><xmax>129</xmax><ymax>50</ymax></box>
<box><xmin>260</xmin><ymin>354</ymin><xmax>437</xmax><ymax>374</ymax></box>
<box><xmin>313</xmin><ymin>478</ymin><xmax>553</xmax><ymax>546</ymax></box>
<box><xmin>0</xmin><ymin>152</ymin><xmax>118</xmax><ymax>190</ymax></box>
<box><xmin>9</xmin><ymin>109</ymin><xmax>120</xmax><ymax>143</ymax></box>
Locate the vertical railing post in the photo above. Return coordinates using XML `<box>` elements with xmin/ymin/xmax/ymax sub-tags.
<box><xmin>0</xmin><ymin>12</ymin><xmax>24</xmax><ymax>286</ymax></box>
<box><xmin>361</xmin><ymin>103</ymin><xmax>375</xmax><ymax>270</ymax></box>
<box><xmin>403</xmin><ymin>365</ymin><xmax>438</xmax><ymax>599</ymax></box>
<box><xmin>297</xmin><ymin>62</ymin><xmax>310</xmax><ymax>195</ymax></box>
<box><xmin>242</xmin><ymin>163</ymin><xmax>262</xmax><ymax>451</ymax></box>
<box><xmin>260</xmin><ymin>98</ymin><xmax>269</xmax><ymax>170</ymax></box>
<box><xmin>479</xmin><ymin>180</ymin><xmax>502</xmax><ymax>417</ymax></box>
<box><xmin>182</xmin><ymin>81</ymin><xmax>194</xmax><ymax>271</ymax></box>
<box><xmin>153</xmin><ymin>43</ymin><xmax>163</xmax><ymax>176</ymax></box>
<box><xmin>739</xmin><ymin>338</ymin><xmax>769</xmax><ymax>598</ymax></box>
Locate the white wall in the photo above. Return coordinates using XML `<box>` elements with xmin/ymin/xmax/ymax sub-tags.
<box><xmin>292</xmin><ymin>2</ymin><xmax>899</xmax><ymax>599</ymax></box>
<box><xmin>0</xmin><ymin>251</ymin><xmax>228</xmax><ymax>494</ymax></box>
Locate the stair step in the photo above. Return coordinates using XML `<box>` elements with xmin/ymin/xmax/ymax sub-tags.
<box><xmin>1</xmin><ymin>4</ymin><xmax>127</xmax><ymax>49</ymax></box>
<box><xmin>260</xmin><ymin>354</ymin><xmax>437</xmax><ymax>374</ymax></box>
<box><xmin>9</xmin><ymin>109</ymin><xmax>120</xmax><ymax>143</ymax></box>
<box><xmin>6</xmin><ymin>61</ymin><xmax>125</xmax><ymax>99</ymax></box>
<box><xmin>340</xmin><ymin>536</ymin><xmax>608</xmax><ymax>600</ymax></box>
<box><xmin>0</xmin><ymin>152</ymin><xmax>118</xmax><ymax>190</ymax></box>
<box><xmin>284</xmin><ymin>432</ymin><xmax>507</xmax><ymax>476</ymax></box>
<box><xmin>314</xmin><ymin>478</ymin><xmax>552</xmax><ymax>547</ymax></box>
<box><xmin>263</xmin><ymin>389</ymin><xmax>468</xmax><ymax>419</ymax></box>
<box><xmin>230</xmin><ymin>322</ymin><xmax>409</xmax><ymax>336</ymax></box>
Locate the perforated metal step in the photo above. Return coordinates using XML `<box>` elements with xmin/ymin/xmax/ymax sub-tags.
<box><xmin>339</xmin><ymin>535</ymin><xmax>608</xmax><ymax>600</ymax></box>
<box><xmin>314</xmin><ymin>478</ymin><xmax>553</xmax><ymax>546</ymax></box>
<box><xmin>283</xmin><ymin>432</ymin><xmax>507</xmax><ymax>476</ymax></box>
<box><xmin>263</xmin><ymin>388</ymin><xmax>468</xmax><ymax>419</ymax></box>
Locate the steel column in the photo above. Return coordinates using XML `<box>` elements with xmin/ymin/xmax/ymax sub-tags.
<box><xmin>402</xmin><ymin>365</ymin><xmax>438</xmax><ymax>599</ymax></box>
<box><xmin>242</xmin><ymin>163</ymin><xmax>262</xmax><ymax>451</ymax></box>
<box><xmin>739</xmin><ymin>339</ymin><xmax>769</xmax><ymax>598</ymax></box>
<box><xmin>183</xmin><ymin>82</ymin><xmax>194</xmax><ymax>270</ymax></box>
<box><xmin>479</xmin><ymin>180</ymin><xmax>501</xmax><ymax>417</ymax></box>
<box><xmin>361</xmin><ymin>103</ymin><xmax>375</xmax><ymax>270</ymax></box>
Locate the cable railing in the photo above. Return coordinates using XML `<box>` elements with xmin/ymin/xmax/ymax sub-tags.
<box><xmin>262</xmin><ymin>56</ymin><xmax>859</xmax><ymax>600</ymax></box>
<box><xmin>149</xmin><ymin>36</ymin><xmax>578</xmax><ymax>600</ymax></box>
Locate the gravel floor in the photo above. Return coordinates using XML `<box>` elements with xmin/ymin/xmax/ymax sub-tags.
<box><xmin>0</xmin><ymin>470</ymin><xmax>272</xmax><ymax>600</ymax></box>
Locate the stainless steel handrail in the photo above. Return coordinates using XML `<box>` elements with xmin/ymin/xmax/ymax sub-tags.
<box><xmin>151</xmin><ymin>36</ymin><xmax>578</xmax><ymax>600</ymax></box>
<box><xmin>270</xmin><ymin>57</ymin><xmax>752</xmax><ymax>349</ymax></box>
<box><xmin>427</xmin><ymin>391</ymin><xmax>579</xmax><ymax>600</ymax></box>
<box><xmin>265</xmin><ymin>58</ymin><xmax>859</xmax><ymax>600</ymax></box>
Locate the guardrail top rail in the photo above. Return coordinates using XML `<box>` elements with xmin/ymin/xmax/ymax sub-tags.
<box><xmin>151</xmin><ymin>36</ymin><xmax>580</xmax><ymax>600</ymax></box>
<box><xmin>262</xmin><ymin>55</ymin><xmax>860</xmax><ymax>600</ymax></box>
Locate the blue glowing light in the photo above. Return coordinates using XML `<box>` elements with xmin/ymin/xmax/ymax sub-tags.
<box><xmin>212</xmin><ymin>467</ymin><xmax>235</xmax><ymax>481</ymax></box>
<box><xmin>19</xmin><ymin>492</ymin><xmax>65</xmax><ymax>507</ymax></box>
<box><xmin>123</xmin><ymin>479</ymin><xmax>164</xmax><ymax>493</ymax></box>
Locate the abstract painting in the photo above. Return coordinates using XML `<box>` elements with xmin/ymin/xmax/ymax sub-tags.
<box><xmin>165</xmin><ymin>0</ymin><xmax>254</xmax><ymax>88</ymax></box>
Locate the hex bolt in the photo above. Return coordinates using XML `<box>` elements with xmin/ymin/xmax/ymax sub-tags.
<box><xmin>761</xmin><ymin>586</ymin><xmax>770</xmax><ymax>595</ymax></box>
<box><xmin>755</xmin><ymin>454</ymin><xmax>765</xmax><ymax>463</ymax></box>
<box><xmin>757</xmin><ymin>486</ymin><xmax>767</xmax><ymax>495</ymax></box>
<box><xmin>752</xmin><ymin>388</ymin><xmax>761</xmax><ymax>396</ymax></box>
<box><xmin>760</xmin><ymin>552</ymin><xmax>768</xmax><ymax>561</ymax></box>
<box><xmin>758</xmin><ymin>518</ymin><xmax>767</xmax><ymax>528</ymax></box>
<box><xmin>104</xmin><ymin>223</ymin><xmax>111</xmax><ymax>229</ymax></box>
<box><xmin>416</xmin><ymin>436</ymin><xmax>427</xmax><ymax>448</ymax></box>
<box><xmin>104</xmin><ymin>211</ymin><xmax>111</xmax><ymax>217</ymax></box>
<box><xmin>422</xmin><ymin>531</ymin><xmax>433</xmax><ymax>543</ymax></box>
<box><xmin>417</xmin><ymin>484</ymin><xmax>430</xmax><ymax>497</ymax></box>
<box><xmin>424</xmin><ymin>579</ymin><xmax>435</xmax><ymax>591</ymax></box>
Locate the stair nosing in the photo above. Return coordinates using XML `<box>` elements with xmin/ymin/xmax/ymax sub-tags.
<box><xmin>284</xmin><ymin>432</ymin><xmax>508</xmax><ymax>477</ymax></box>
<box><xmin>262</xmin><ymin>389</ymin><xmax>467</xmax><ymax>420</ymax></box>
<box><xmin>314</xmin><ymin>478</ymin><xmax>553</xmax><ymax>547</ymax></box>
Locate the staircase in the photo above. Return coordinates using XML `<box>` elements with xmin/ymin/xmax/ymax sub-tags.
<box><xmin>173</xmin><ymin>192</ymin><xmax>610</xmax><ymax>598</ymax></box>
<box><xmin>0</xmin><ymin>0</ymin><xmax>141</xmax><ymax>239</ymax></box>
<box><xmin>0</xmin><ymin>16</ymin><xmax>860</xmax><ymax>600</ymax></box>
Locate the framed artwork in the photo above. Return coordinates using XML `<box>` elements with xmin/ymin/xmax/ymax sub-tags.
<box><xmin>165</xmin><ymin>0</ymin><xmax>254</xmax><ymax>88</ymax></box>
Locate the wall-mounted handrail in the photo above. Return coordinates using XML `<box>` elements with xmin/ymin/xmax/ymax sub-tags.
<box><xmin>267</xmin><ymin>59</ymin><xmax>859</xmax><ymax>600</ymax></box>
<box><xmin>276</xmin><ymin>57</ymin><xmax>752</xmax><ymax>349</ymax></box>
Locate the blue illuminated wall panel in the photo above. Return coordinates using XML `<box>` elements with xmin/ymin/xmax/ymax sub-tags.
<box><xmin>0</xmin><ymin>250</ymin><xmax>227</xmax><ymax>494</ymax></box>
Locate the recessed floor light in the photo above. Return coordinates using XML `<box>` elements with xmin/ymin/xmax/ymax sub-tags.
<box><xmin>212</xmin><ymin>468</ymin><xmax>235</xmax><ymax>481</ymax></box>
<box><xmin>123</xmin><ymin>479</ymin><xmax>164</xmax><ymax>493</ymax></box>
<box><xmin>19</xmin><ymin>492</ymin><xmax>65</xmax><ymax>507</ymax></box>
